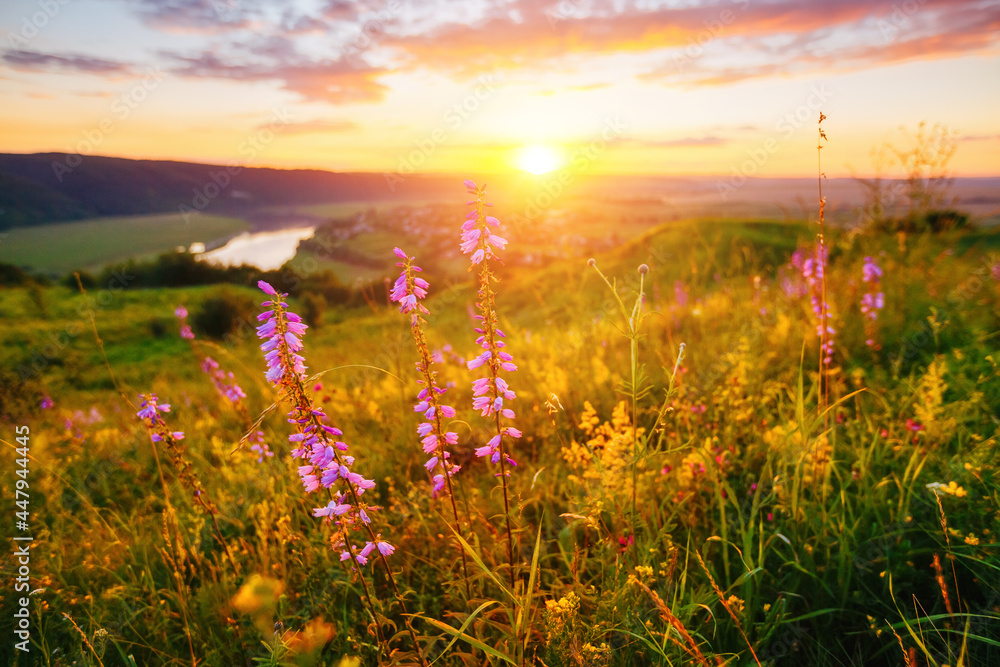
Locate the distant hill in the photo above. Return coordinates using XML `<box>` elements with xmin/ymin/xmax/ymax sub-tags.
<box><xmin>0</xmin><ymin>153</ymin><xmax>456</xmax><ymax>229</ymax></box>
<box><xmin>0</xmin><ymin>171</ymin><xmax>95</xmax><ymax>227</ymax></box>
<box><xmin>2</xmin><ymin>152</ymin><xmax>998</xmax><ymax>230</ymax></box>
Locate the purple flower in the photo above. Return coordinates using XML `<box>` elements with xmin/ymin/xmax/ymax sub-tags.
<box><xmin>460</xmin><ymin>183</ymin><xmax>507</xmax><ymax>266</ymax></box>
<box><xmin>800</xmin><ymin>243</ymin><xmax>835</xmax><ymax>364</ymax></box>
<box><xmin>392</xmin><ymin>248</ymin><xmax>464</xmax><ymax>497</ymax></box>
<box><xmin>40</xmin><ymin>396</ymin><xmax>54</xmax><ymax>410</ymax></box>
<box><xmin>674</xmin><ymin>280</ymin><xmax>688</xmax><ymax>308</ymax></box>
<box><xmin>862</xmin><ymin>256</ymin><xmax>883</xmax><ymax>283</ymax></box>
<box><xmin>256</xmin><ymin>281</ymin><xmax>390</xmax><ymax>564</ymax></box>
<box><xmin>136</xmin><ymin>393</ymin><xmax>171</xmax><ymax>423</ymax></box>
<box><xmin>389</xmin><ymin>248</ymin><xmax>431</xmax><ymax>315</ymax></box>
<box><xmin>249</xmin><ymin>431</ymin><xmax>273</xmax><ymax>463</ymax></box>
<box><xmin>462</xmin><ymin>180</ymin><xmax>521</xmax><ymax>475</ymax></box>
<box><xmin>201</xmin><ymin>357</ymin><xmax>247</xmax><ymax>405</ymax></box>
<box><xmin>860</xmin><ymin>256</ymin><xmax>884</xmax><ymax>348</ymax></box>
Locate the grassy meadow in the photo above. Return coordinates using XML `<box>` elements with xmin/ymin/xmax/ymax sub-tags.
<box><xmin>1</xmin><ymin>209</ymin><xmax>999</xmax><ymax>667</ymax></box>
<box><xmin>0</xmin><ymin>214</ymin><xmax>248</xmax><ymax>276</ymax></box>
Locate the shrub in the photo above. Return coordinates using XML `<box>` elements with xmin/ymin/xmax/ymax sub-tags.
<box><xmin>300</xmin><ymin>291</ymin><xmax>326</xmax><ymax>328</ymax></box>
<box><xmin>192</xmin><ymin>289</ymin><xmax>256</xmax><ymax>340</ymax></box>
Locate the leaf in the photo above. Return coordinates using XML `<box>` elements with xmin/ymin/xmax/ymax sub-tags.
<box><xmin>446</xmin><ymin>523</ymin><xmax>514</xmax><ymax>602</ymax></box>
<box><xmin>421</xmin><ymin>615</ymin><xmax>517</xmax><ymax>665</ymax></box>
<box><xmin>424</xmin><ymin>602</ymin><xmax>501</xmax><ymax>666</ymax></box>
<box><xmin>516</xmin><ymin>515</ymin><xmax>544</xmax><ymax>656</ymax></box>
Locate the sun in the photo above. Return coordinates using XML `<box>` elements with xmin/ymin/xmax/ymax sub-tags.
<box><xmin>515</xmin><ymin>144</ymin><xmax>564</xmax><ymax>175</ymax></box>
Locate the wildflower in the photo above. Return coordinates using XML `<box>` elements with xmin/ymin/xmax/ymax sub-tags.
<box><xmin>802</xmin><ymin>243</ymin><xmax>835</xmax><ymax>365</ymax></box>
<box><xmin>256</xmin><ymin>281</ymin><xmax>391</xmax><ymax>564</ymax></box>
<box><xmin>40</xmin><ymin>395</ymin><xmax>53</xmax><ymax>410</ymax></box>
<box><xmin>461</xmin><ymin>179</ymin><xmax>521</xmax><ymax>592</ymax></box>
<box><xmin>389</xmin><ymin>247</ymin><xmax>429</xmax><ymax>315</ymax></box>
<box><xmin>249</xmin><ymin>431</ymin><xmax>274</xmax><ymax>463</ymax></box>
<box><xmin>563</xmin><ymin>401</ymin><xmax>644</xmax><ymax>497</ymax></box>
<box><xmin>171</xmin><ymin>305</ymin><xmax>195</xmax><ymax>339</ymax></box>
<box><xmin>462</xmin><ymin>180</ymin><xmax>520</xmax><ymax>473</ymax></box>
<box><xmin>176</xmin><ymin>305</ymin><xmax>260</xmax><ymax>452</ymax></box>
<box><xmin>861</xmin><ymin>256</ymin><xmax>885</xmax><ymax>348</ymax></box>
<box><xmin>926</xmin><ymin>481</ymin><xmax>967</xmax><ymax>498</ymax></box>
<box><xmin>136</xmin><ymin>393</ymin><xmax>172</xmax><ymax>424</ymax></box>
<box><xmin>389</xmin><ymin>247</ymin><xmax>462</xmax><ymax>497</ymax></box>
<box><xmin>202</xmin><ymin>357</ymin><xmax>248</xmax><ymax>404</ymax></box>
<box><xmin>136</xmin><ymin>393</ymin><xmax>216</xmax><ymax>512</ymax></box>
<box><xmin>674</xmin><ymin>280</ymin><xmax>688</xmax><ymax>308</ymax></box>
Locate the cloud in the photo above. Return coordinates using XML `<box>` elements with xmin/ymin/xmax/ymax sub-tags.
<box><xmin>105</xmin><ymin>0</ymin><xmax>999</xmax><ymax>108</ymax></box>
<box><xmin>376</xmin><ymin>0</ymin><xmax>999</xmax><ymax>85</ymax></box>
<box><xmin>266</xmin><ymin>119</ymin><xmax>358</xmax><ymax>134</ymax></box>
<box><xmin>643</xmin><ymin>1</ymin><xmax>1000</xmax><ymax>87</ymax></box>
<box><xmin>130</xmin><ymin>0</ymin><xmax>263</xmax><ymax>34</ymax></box>
<box><xmin>2</xmin><ymin>49</ymin><xmax>132</xmax><ymax>75</ymax></box>
<box><xmin>164</xmin><ymin>50</ymin><xmax>389</xmax><ymax>103</ymax></box>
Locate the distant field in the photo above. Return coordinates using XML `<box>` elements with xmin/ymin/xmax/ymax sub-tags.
<box><xmin>0</xmin><ymin>213</ymin><xmax>247</xmax><ymax>275</ymax></box>
<box><xmin>291</xmin><ymin>199</ymin><xmax>443</xmax><ymax>219</ymax></box>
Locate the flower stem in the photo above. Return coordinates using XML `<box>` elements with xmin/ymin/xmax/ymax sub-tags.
<box><xmin>411</xmin><ymin>319</ymin><xmax>474</xmax><ymax>599</ymax></box>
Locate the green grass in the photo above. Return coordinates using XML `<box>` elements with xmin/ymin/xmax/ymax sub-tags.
<box><xmin>0</xmin><ymin>213</ymin><xmax>248</xmax><ymax>275</ymax></box>
<box><xmin>1</xmin><ymin>218</ymin><xmax>998</xmax><ymax>667</ymax></box>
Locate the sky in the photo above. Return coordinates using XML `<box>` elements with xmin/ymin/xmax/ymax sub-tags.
<box><xmin>1</xmin><ymin>0</ymin><xmax>999</xmax><ymax>178</ymax></box>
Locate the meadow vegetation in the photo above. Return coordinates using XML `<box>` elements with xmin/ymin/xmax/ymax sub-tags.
<box><xmin>1</xmin><ymin>179</ymin><xmax>999</xmax><ymax>667</ymax></box>
<box><xmin>0</xmin><ymin>213</ymin><xmax>247</xmax><ymax>276</ymax></box>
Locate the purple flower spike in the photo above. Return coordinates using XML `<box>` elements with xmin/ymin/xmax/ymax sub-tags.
<box><xmin>461</xmin><ymin>180</ymin><xmax>521</xmax><ymax>475</ymax></box>
<box><xmin>861</xmin><ymin>256</ymin><xmax>884</xmax><ymax>348</ymax></box>
<box><xmin>256</xmin><ymin>281</ymin><xmax>390</xmax><ymax>565</ymax></box>
<box><xmin>390</xmin><ymin>248</ymin><xmax>431</xmax><ymax>316</ymax></box>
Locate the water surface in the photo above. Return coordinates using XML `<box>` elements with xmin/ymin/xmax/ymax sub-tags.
<box><xmin>199</xmin><ymin>227</ymin><xmax>315</xmax><ymax>270</ymax></box>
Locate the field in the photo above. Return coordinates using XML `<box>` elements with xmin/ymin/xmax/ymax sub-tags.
<box><xmin>1</xmin><ymin>204</ymin><xmax>999</xmax><ymax>667</ymax></box>
<box><xmin>0</xmin><ymin>214</ymin><xmax>248</xmax><ymax>276</ymax></box>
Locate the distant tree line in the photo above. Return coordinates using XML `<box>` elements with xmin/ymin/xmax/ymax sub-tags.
<box><xmin>81</xmin><ymin>250</ymin><xmax>355</xmax><ymax>301</ymax></box>
<box><xmin>1</xmin><ymin>250</ymin><xmax>358</xmax><ymax>316</ymax></box>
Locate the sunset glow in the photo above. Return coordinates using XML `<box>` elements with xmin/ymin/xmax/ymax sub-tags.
<box><xmin>515</xmin><ymin>145</ymin><xmax>565</xmax><ymax>175</ymax></box>
<box><xmin>0</xmin><ymin>1</ymin><xmax>998</xmax><ymax>177</ymax></box>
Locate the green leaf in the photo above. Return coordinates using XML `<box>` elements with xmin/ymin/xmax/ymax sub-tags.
<box><xmin>422</xmin><ymin>615</ymin><xmax>517</xmax><ymax>665</ymax></box>
<box><xmin>424</xmin><ymin>602</ymin><xmax>501</xmax><ymax>666</ymax></box>
<box><xmin>516</xmin><ymin>514</ymin><xmax>544</xmax><ymax>656</ymax></box>
<box><xmin>446</xmin><ymin>523</ymin><xmax>514</xmax><ymax>602</ymax></box>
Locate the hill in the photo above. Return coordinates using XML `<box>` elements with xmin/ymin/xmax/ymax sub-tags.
<box><xmin>0</xmin><ymin>152</ymin><xmax>457</xmax><ymax>229</ymax></box>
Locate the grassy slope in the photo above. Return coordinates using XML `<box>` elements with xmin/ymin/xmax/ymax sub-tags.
<box><xmin>0</xmin><ymin>219</ymin><xmax>998</xmax><ymax>666</ymax></box>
